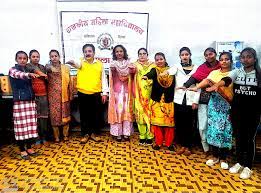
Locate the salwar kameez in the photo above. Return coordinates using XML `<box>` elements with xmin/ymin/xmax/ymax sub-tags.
<box><xmin>134</xmin><ymin>61</ymin><xmax>155</xmax><ymax>140</ymax></box>
<box><xmin>108</xmin><ymin>60</ymin><xmax>135</xmax><ymax>137</ymax></box>
<box><xmin>47</xmin><ymin>64</ymin><xmax>71</xmax><ymax>141</ymax></box>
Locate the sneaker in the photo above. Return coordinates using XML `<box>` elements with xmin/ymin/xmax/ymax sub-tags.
<box><xmin>139</xmin><ymin>139</ymin><xmax>146</xmax><ymax>145</ymax></box>
<box><xmin>220</xmin><ymin>162</ymin><xmax>229</xmax><ymax>170</ymax></box>
<box><xmin>145</xmin><ymin>139</ymin><xmax>153</xmax><ymax>145</ymax></box>
<box><xmin>240</xmin><ymin>167</ymin><xmax>253</xmax><ymax>180</ymax></box>
<box><xmin>206</xmin><ymin>158</ymin><xmax>219</xmax><ymax>166</ymax></box>
<box><xmin>229</xmin><ymin>163</ymin><xmax>242</xmax><ymax>174</ymax></box>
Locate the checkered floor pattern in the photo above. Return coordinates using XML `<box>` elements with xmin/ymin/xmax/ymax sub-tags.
<box><xmin>0</xmin><ymin>132</ymin><xmax>260</xmax><ymax>193</ymax></box>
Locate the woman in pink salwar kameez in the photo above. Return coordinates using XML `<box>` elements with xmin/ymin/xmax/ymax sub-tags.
<box><xmin>108</xmin><ymin>45</ymin><xmax>135</xmax><ymax>142</ymax></box>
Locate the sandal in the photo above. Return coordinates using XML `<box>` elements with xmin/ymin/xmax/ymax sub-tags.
<box><xmin>26</xmin><ymin>149</ymin><xmax>39</xmax><ymax>157</ymax></box>
<box><xmin>20</xmin><ymin>151</ymin><xmax>31</xmax><ymax>160</ymax></box>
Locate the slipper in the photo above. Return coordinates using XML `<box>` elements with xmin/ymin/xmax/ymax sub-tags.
<box><xmin>20</xmin><ymin>154</ymin><xmax>31</xmax><ymax>160</ymax></box>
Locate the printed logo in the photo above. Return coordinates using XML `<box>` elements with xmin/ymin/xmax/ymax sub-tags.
<box><xmin>97</xmin><ymin>33</ymin><xmax>114</xmax><ymax>50</ymax></box>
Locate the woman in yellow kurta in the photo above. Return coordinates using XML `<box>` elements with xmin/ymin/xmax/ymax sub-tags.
<box><xmin>134</xmin><ymin>48</ymin><xmax>155</xmax><ymax>145</ymax></box>
<box><xmin>143</xmin><ymin>52</ymin><xmax>175</xmax><ymax>151</ymax></box>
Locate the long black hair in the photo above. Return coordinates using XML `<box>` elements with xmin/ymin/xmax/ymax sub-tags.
<box><xmin>240</xmin><ymin>47</ymin><xmax>261</xmax><ymax>88</ymax></box>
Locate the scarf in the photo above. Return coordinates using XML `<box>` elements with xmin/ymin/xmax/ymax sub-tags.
<box><xmin>155</xmin><ymin>66</ymin><xmax>173</xmax><ymax>88</ymax></box>
<box><xmin>192</xmin><ymin>61</ymin><xmax>220</xmax><ymax>81</ymax></box>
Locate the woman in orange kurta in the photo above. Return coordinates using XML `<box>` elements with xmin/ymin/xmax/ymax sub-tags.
<box><xmin>46</xmin><ymin>50</ymin><xmax>72</xmax><ymax>142</ymax></box>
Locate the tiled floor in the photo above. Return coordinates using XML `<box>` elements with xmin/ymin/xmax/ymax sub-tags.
<box><xmin>0</xmin><ymin>132</ymin><xmax>260</xmax><ymax>193</ymax></box>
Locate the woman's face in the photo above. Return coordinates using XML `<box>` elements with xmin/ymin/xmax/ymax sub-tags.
<box><xmin>180</xmin><ymin>50</ymin><xmax>191</xmax><ymax>64</ymax></box>
<box><xmin>49</xmin><ymin>52</ymin><xmax>60</xmax><ymax>64</ymax></box>
<box><xmin>30</xmin><ymin>52</ymin><xmax>40</xmax><ymax>65</ymax></box>
<box><xmin>115</xmin><ymin>47</ymin><xmax>124</xmax><ymax>60</ymax></box>
<box><xmin>16</xmin><ymin>53</ymin><xmax>28</xmax><ymax>67</ymax></box>
<box><xmin>83</xmin><ymin>46</ymin><xmax>95</xmax><ymax>60</ymax></box>
<box><xmin>155</xmin><ymin>55</ymin><xmax>166</xmax><ymax>68</ymax></box>
<box><xmin>204</xmin><ymin>50</ymin><xmax>216</xmax><ymax>63</ymax></box>
<box><xmin>138</xmin><ymin>49</ymin><xmax>148</xmax><ymax>63</ymax></box>
<box><xmin>240</xmin><ymin>51</ymin><xmax>256</xmax><ymax>68</ymax></box>
<box><xmin>219</xmin><ymin>54</ymin><xmax>231</xmax><ymax>69</ymax></box>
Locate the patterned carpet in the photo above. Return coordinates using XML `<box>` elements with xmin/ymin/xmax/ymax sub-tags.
<box><xmin>0</xmin><ymin>132</ymin><xmax>261</xmax><ymax>193</ymax></box>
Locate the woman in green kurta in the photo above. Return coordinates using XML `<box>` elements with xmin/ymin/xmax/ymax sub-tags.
<box><xmin>134</xmin><ymin>48</ymin><xmax>156</xmax><ymax>145</ymax></box>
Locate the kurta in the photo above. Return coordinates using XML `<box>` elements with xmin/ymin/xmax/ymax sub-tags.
<box><xmin>108</xmin><ymin>60</ymin><xmax>135</xmax><ymax>136</ymax></box>
<box><xmin>206</xmin><ymin>69</ymin><xmax>233</xmax><ymax>148</ymax></box>
<box><xmin>47</xmin><ymin>64</ymin><xmax>71</xmax><ymax>126</ymax></box>
<box><xmin>134</xmin><ymin>61</ymin><xmax>155</xmax><ymax>127</ymax></box>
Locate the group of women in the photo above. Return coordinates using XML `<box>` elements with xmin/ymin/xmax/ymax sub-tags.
<box><xmin>8</xmin><ymin>44</ymin><xmax>260</xmax><ymax>180</ymax></box>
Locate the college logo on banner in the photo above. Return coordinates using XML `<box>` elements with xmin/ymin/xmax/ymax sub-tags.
<box><xmin>97</xmin><ymin>33</ymin><xmax>114</xmax><ymax>50</ymax></box>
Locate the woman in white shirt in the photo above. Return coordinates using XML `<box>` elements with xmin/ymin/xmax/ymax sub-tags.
<box><xmin>161</xmin><ymin>47</ymin><xmax>200</xmax><ymax>155</ymax></box>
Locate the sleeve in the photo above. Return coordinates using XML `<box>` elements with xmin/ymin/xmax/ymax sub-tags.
<box><xmin>221</xmin><ymin>77</ymin><xmax>233</xmax><ymax>87</ymax></box>
<box><xmin>102</xmin><ymin>65</ymin><xmax>109</xmax><ymax>95</ymax></box>
<box><xmin>73</xmin><ymin>59</ymin><xmax>82</xmax><ymax>69</ymax></box>
<box><xmin>144</xmin><ymin>68</ymin><xmax>156</xmax><ymax>79</ymax></box>
<box><xmin>9</xmin><ymin>68</ymin><xmax>30</xmax><ymax>79</ymax></box>
<box><xmin>25</xmin><ymin>64</ymin><xmax>37</xmax><ymax>73</ymax></box>
<box><xmin>192</xmin><ymin>90</ymin><xmax>201</xmax><ymax>104</ymax></box>
<box><xmin>167</xmin><ymin>65</ymin><xmax>178</xmax><ymax>75</ymax></box>
<box><xmin>206</xmin><ymin>70</ymin><xmax>215</xmax><ymax>81</ymax></box>
<box><xmin>45</xmin><ymin>64</ymin><xmax>52</xmax><ymax>72</ymax></box>
<box><xmin>228</xmin><ymin>69</ymin><xmax>239</xmax><ymax>82</ymax></box>
<box><xmin>183</xmin><ymin>76</ymin><xmax>198</xmax><ymax>88</ymax></box>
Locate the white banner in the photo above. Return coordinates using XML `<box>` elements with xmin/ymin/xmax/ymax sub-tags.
<box><xmin>60</xmin><ymin>11</ymin><xmax>149</xmax><ymax>73</ymax></box>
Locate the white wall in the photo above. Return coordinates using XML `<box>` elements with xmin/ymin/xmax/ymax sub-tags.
<box><xmin>1</xmin><ymin>0</ymin><xmax>261</xmax><ymax>74</ymax></box>
<box><xmin>0</xmin><ymin>0</ymin><xmax>59</xmax><ymax>74</ymax></box>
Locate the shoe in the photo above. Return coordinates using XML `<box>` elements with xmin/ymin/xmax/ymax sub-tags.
<box><xmin>220</xmin><ymin>162</ymin><xmax>229</xmax><ymax>170</ymax></box>
<box><xmin>139</xmin><ymin>139</ymin><xmax>146</xmax><ymax>145</ymax></box>
<box><xmin>168</xmin><ymin>145</ymin><xmax>175</xmax><ymax>152</ymax></box>
<box><xmin>20</xmin><ymin>151</ymin><xmax>31</xmax><ymax>160</ymax></box>
<box><xmin>80</xmin><ymin>135</ymin><xmax>89</xmax><ymax>144</ymax></box>
<box><xmin>152</xmin><ymin>145</ymin><xmax>160</xmax><ymax>150</ymax></box>
<box><xmin>145</xmin><ymin>139</ymin><xmax>153</xmax><ymax>145</ymax></box>
<box><xmin>116</xmin><ymin>136</ymin><xmax>122</xmax><ymax>142</ymax></box>
<box><xmin>206</xmin><ymin>158</ymin><xmax>219</xmax><ymax>166</ymax></box>
<box><xmin>176</xmin><ymin>147</ymin><xmax>186</xmax><ymax>155</ymax></box>
<box><xmin>26</xmin><ymin>149</ymin><xmax>39</xmax><ymax>157</ymax></box>
<box><xmin>90</xmin><ymin>134</ymin><xmax>102</xmax><ymax>142</ymax></box>
<box><xmin>240</xmin><ymin>167</ymin><xmax>253</xmax><ymax>180</ymax></box>
<box><xmin>229</xmin><ymin>163</ymin><xmax>242</xmax><ymax>174</ymax></box>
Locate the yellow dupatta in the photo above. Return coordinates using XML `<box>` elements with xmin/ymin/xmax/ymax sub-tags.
<box><xmin>61</xmin><ymin>64</ymin><xmax>71</xmax><ymax>123</ymax></box>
